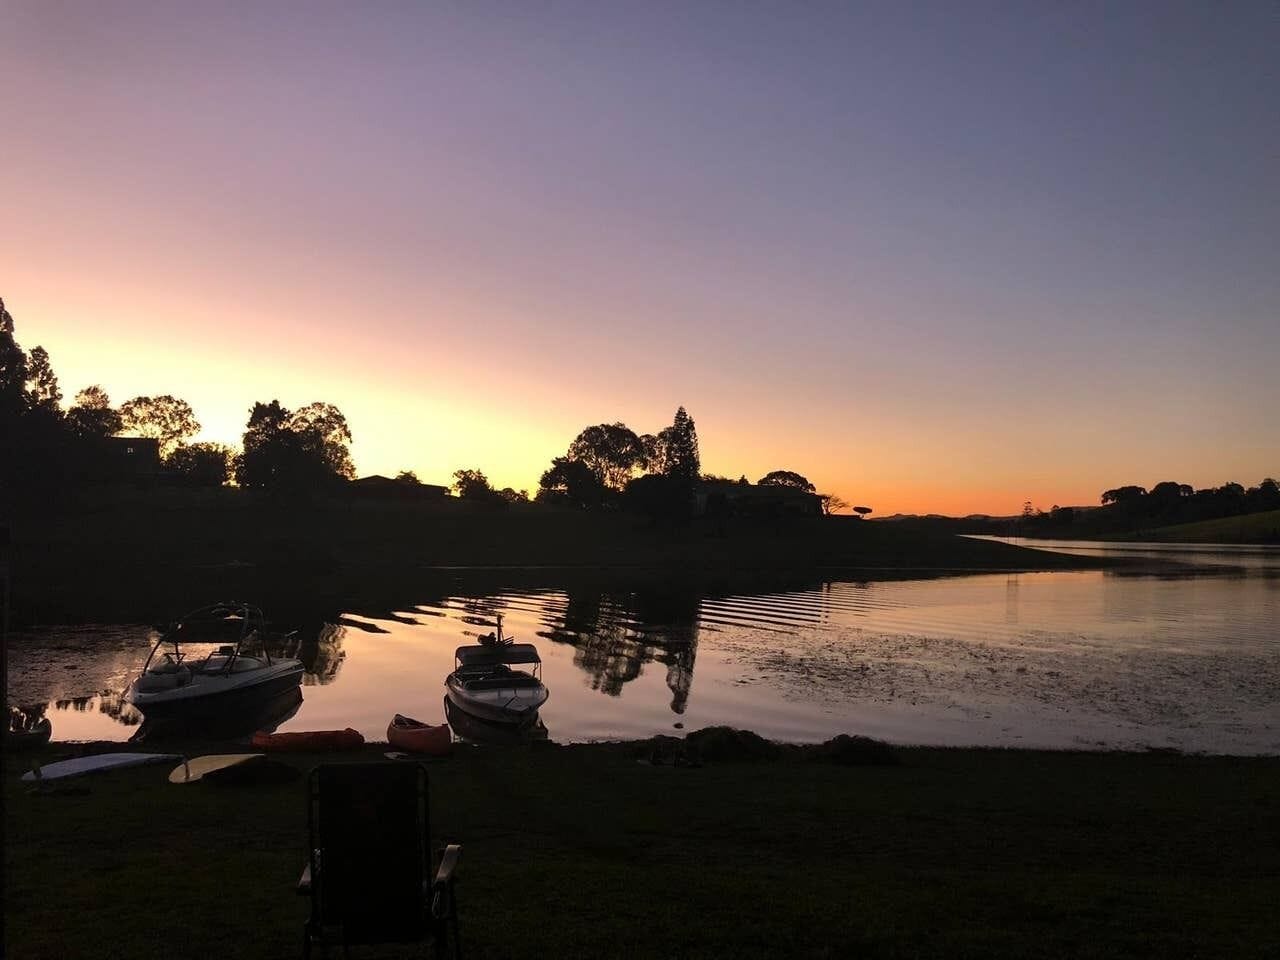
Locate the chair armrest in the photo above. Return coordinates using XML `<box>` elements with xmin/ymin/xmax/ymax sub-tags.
<box><xmin>434</xmin><ymin>844</ymin><xmax>462</xmax><ymax>886</ymax></box>
<box><xmin>297</xmin><ymin>862</ymin><xmax>312</xmax><ymax>895</ymax></box>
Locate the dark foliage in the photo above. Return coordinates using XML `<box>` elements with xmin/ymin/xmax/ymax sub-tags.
<box><xmin>661</xmin><ymin>406</ymin><xmax>700</xmax><ymax>483</ymax></box>
<box><xmin>235</xmin><ymin>400</ymin><xmax>354</xmax><ymax>492</ymax></box>
<box><xmin>566</xmin><ymin>423</ymin><xmax>647</xmax><ymax>491</ymax></box>
<box><xmin>168</xmin><ymin>442</ymin><xmax>233</xmax><ymax>486</ymax></box>
<box><xmin>538</xmin><ymin>456</ymin><xmax>605</xmax><ymax>508</ymax></box>
<box><xmin>757</xmin><ymin>470</ymin><xmax>815</xmax><ymax>492</ymax></box>
<box><xmin>452</xmin><ymin>468</ymin><xmax>495</xmax><ymax>501</ymax></box>
<box><xmin>623</xmin><ymin>472</ymin><xmax>692</xmax><ymax>521</ymax></box>
<box><xmin>1020</xmin><ymin>477</ymin><xmax>1280</xmax><ymax>538</ymax></box>
<box><xmin>119</xmin><ymin>395</ymin><xmax>200</xmax><ymax>458</ymax></box>
<box><xmin>65</xmin><ymin>386</ymin><xmax>123</xmax><ymax>439</ymax></box>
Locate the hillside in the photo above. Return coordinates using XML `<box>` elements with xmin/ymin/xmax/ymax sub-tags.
<box><xmin>1106</xmin><ymin>509</ymin><xmax>1280</xmax><ymax>545</ymax></box>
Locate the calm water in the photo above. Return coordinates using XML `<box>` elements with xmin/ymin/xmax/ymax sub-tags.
<box><xmin>9</xmin><ymin>541</ymin><xmax>1279</xmax><ymax>753</ymax></box>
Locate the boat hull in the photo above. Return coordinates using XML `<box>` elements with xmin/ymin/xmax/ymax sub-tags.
<box><xmin>445</xmin><ymin>676</ymin><xmax>548</xmax><ymax>726</ymax></box>
<box><xmin>443</xmin><ymin>696</ymin><xmax>548</xmax><ymax>744</ymax></box>
<box><xmin>126</xmin><ymin>662</ymin><xmax>305</xmax><ymax>720</ymax></box>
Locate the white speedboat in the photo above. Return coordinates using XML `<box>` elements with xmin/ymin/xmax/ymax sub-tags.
<box><xmin>445</xmin><ymin>615</ymin><xmax>549</xmax><ymax>726</ymax></box>
<box><xmin>125</xmin><ymin>601</ymin><xmax>304</xmax><ymax>720</ymax></box>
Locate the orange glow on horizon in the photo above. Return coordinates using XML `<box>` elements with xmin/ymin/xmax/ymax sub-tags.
<box><xmin>8</xmin><ymin>289</ymin><xmax>1198</xmax><ymax>518</ymax></box>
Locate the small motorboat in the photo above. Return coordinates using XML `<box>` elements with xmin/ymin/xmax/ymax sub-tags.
<box><xmin>387</xmin><ymin>714</ymin><xmax>452</xmax><ymax>756</ymax></box>
<box><xmin>125</xmin><ymin>601</ymin><xmax>304</xmax><ymax>720</ymax></box>
<box><xmin>445</xmin><ymin>614</ymin><xmax>549</xmax><ymax>726</ymax></box>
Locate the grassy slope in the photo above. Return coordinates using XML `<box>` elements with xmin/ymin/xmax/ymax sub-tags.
<box><xmin>1107</xmin><ymin>509</ymin><xmax>1280</xmax><ymax>544</ymax></box>
<box><xmin>5</xmin><ymin>742</ymin><xmax>1278</xmax><ymax>959</ymax></box>
<box><xmin>7</xmin><ymin>487</ymin><xmax>1100</xmax><ymax>624</ymax></box>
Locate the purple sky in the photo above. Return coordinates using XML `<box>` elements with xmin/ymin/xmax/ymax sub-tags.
<box><xmin>2</xmin><ymin>2</ymin><xmax>1276</xmax><ymax>513</ymax></box>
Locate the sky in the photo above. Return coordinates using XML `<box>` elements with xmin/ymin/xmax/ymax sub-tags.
<box><xmin>2</xmin><ymin>2</ymin><xmax>1276</xmax><ymax>516</ymax></box>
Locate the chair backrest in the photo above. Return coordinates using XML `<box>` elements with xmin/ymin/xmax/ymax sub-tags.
<box><xmin>308</xmin><ymin>762</ymin><xmax>430</xmax><ymax>944</ymax></box>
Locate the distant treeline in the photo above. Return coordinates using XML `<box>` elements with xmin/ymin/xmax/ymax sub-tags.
<box><xmin>1018</xmin><ymin>479</ymin><xmax>1280</xmax><ymax>538</ymax></box>
<box><xmin>883</xmin><ymin>479</ymin><xmax>1280</xmax><ymax>540</ymax></box>
<box><xmin>1</xmin><ymin>298</ymin><xmax>862</xmax><ymax>520</ymax></box>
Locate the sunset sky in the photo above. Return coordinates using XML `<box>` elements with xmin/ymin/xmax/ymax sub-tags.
<box><xmin>2</xmin><ymin>3</ymin><xmax>1276</xmax><ymax>516</ymax></box>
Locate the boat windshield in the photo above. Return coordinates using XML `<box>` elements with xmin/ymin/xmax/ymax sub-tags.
<box><xmin>140</xmin><ymin>601</ymin><xmax>273</xmax><ymax>675</ymax></box>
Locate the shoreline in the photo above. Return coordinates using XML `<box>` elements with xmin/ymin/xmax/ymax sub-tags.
<box><xmin>16</xmin><ymin>729</ymin><xmax>1280</xmax><ymax>760</ymax></box>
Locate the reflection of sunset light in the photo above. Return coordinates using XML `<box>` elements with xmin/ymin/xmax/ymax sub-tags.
<box><xmin>25</xmin><ymin>577</ymin><xmax>1278</xmax><ymax>751</ymax></box>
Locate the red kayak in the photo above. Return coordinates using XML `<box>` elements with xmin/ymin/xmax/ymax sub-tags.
<box><xmin>387</xmin><ymin>714</ymin><xmax>452</xmax><ymax>756</ymax></box>
<box><xmin>251</xmin><ymin>728</ymin><xmax>364</xmax><ymax>751</ymax></box>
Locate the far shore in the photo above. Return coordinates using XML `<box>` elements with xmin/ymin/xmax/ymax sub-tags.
<box><xmin>4</xmin><ymin>486</ymin><xmax>1116</xmax><ymax>626</ymax></box>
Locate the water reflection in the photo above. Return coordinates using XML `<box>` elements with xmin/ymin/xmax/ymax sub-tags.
<box><xmin>11</xmin><ymin>543</ymin><xmax>1280</xmax><ymax>753</ymax></box>
<box><xmin>55</xmin><ymin>692</ymin><xmax>141</xmax><ymax>726</ymax></box>
<box><xmin>131</xmin><ymin>687</ymin><xmax>303</xmax><ymax>743</ymax></box>
<box><xmin>7</xmin><ymin>703</ymin><xmax>52</xmax><ymax>749</ymax></box>
<box><xmin>443</xmin><ymin>696</ymin><xmax>548</xmax><ymax>745</ymax></box>
<box><xmin>533</xmin><ymin>588</ymin><xmax>702</xmax><ymax>713</ymax></box>
<box><xmin>297</xmin><ymin>622</ymin><xmax>346</xmax><ymax>685</ymax></box>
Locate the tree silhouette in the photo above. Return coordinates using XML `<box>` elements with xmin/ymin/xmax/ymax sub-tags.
<box><xmin>819</xmin><ymin>493</ymin><xmax>849</xmax><ymax>515</ymax></box>
<box><xmin>395</xmin><ymin>470</ymin><xmax>420</xmax><ymax>485</ymax></box>
<box><xmin>853</xmin><ymin>506</ymin><xmax>873</xmax><ymax>518</ymax></box>
<box><xmin>66</xmin><ymin>386</ymin><xmax>123</xmax><ymax>439</ymax></box>
<box><xmin>660</xmin><ymin>407</ymin><xmax>700</xmax><ymax>482</ymax></box>
<box><xmin>23</xmin><ymin>346</ymin><xmax>61</xmax><ymax>414</ymax></box>
<box><xmin>452</xmin><ymin>468</ymin><xmax>494</xmax><ymax>500</ymax></box>
<box><xmin>639</xmin><ymin>432</ymin><xmax>670</xmax><ymax>475</ymax></box>
<box><xmin>235</xmin><ymin>399</ymin><xmax>354</xmax><ymax>491</ymax></box>
<box><xmin>757</xmin><ymin>470</ymin><xmax>815</xmax><ymax>491</ymax></box>
<box><xmin>538</xmin><ymin>456</ymin><xmax>604</xmax><ymax>508</ymax></box>
<box><xmin>1100</xmin><ymin>485</ymin><xmax>1146</xmax><ymax>506</ymax></box>
<box><xmin>0</xmin><ymin>300</ymin><xmax>75</xmax><ymax>490</ymax></box>
<box><xmin>119</xmin><ymin>395</ymin><xmax>200</xmax><ymax>458</ymax></box>
<box><xmin>168</xmin><ymin>442</ymin><xmax>233</xmax><ymax>486</ymax></box>
<box><xmin>290</xmin><ymin>402</ymin><xmax>355</xmax><ymax>480</ymax></box>
<box><xmin>623</xmin><ymin>472</ymin><xmax>691</xmax><ymax>520</ymax></box>
<box><xmin>567</xmin><ymin>423</ymin><xmax>647</xmax><ymax>490</ymax></box>
<box><xmin>0</xmin><ymin>298</ymin><xmax>26</xmax><ymax>418</ymax></box>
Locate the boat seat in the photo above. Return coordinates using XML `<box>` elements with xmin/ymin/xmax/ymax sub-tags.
<box><xmin>134</xmin><ymin>666</ymin><xmax>191</xmax><ymax>692</ymax></box>
<box><xmin>458</xmin><ymin>674</ymin><xmax>539</xmax><ymax>691</ymax></box>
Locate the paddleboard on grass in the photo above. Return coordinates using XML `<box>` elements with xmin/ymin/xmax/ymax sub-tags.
<box><xmin>21</xmin><ymin>753</ymin><xmax>182</xmax><ymax>782</ymax></box>
<box><xmin>169</xmin><ymin>754</ymin><xmax>264</xmax><ymax>784</ymax></box>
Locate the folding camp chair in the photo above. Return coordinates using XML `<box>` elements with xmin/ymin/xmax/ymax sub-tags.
<box><xmin>298</xmin><ymin>762</ymin><xmax>461</xmax><ymax>958</ymax></box>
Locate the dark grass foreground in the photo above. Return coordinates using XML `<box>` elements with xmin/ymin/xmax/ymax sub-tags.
<box><xmin>5</xmin><ymin>737</ymin><xmax>1277</xmax><ymax>959</ymax></box>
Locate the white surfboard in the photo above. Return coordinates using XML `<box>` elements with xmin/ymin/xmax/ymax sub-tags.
<box><xmin>168</xmin><ymin>754</ymin><xmax>264</xmax><ymax>784</ymax></box>
<box><xmin>21</xmin><ymin>753</ymin><xmax>182</xmax><ymax>782</ymax></box>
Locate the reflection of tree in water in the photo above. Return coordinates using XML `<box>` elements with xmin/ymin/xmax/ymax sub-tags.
<box><xmin>53</xmin><ymin>693</ymin><xmax>142</xmax><ymax>726</ymax></box>
<box><xmin>537</xmin><ymin>586</ymin><xmax>701</xmax><ymax>713</ymax></box>
<box><xmin>298</xmin><ymin>622</ymin><xmax>347</xmax><ymax>686</ymax></box>
<box><xmin>9</xmin><ymin>702</ymin><xmax>49</xmax><ymax>732</ymax></box>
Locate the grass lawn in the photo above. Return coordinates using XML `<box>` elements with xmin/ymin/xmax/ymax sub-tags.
<box><xmin>5</xmin><ymin>740</ymin><xmax>1277</xmax><ymax>959</ymax></box>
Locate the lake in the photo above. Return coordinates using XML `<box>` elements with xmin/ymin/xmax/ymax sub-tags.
<box><xmin>9</xmin><ymin>540</ymin><xmax>1278</xmax><ymax>753</ymax></box>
